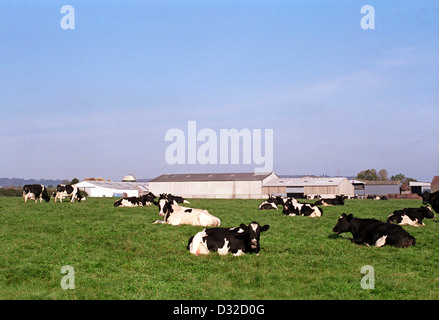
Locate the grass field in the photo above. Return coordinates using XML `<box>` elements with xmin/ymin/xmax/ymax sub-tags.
<box><xmin>1</xmin><ymin>196</ymin><xmax>438</xmax><ymax>300</ymax></box>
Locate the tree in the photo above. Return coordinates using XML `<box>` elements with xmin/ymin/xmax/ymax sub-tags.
<box><xmin>356</xmin><ymin>169</ymin><xmax>379</xmax><ymax>181</ymax></box>
<box><xmin>71</xmin><ymin>178</ymin><xmax>79</xmax><ymax>185</ymax></box>
<box><xmin>378</xmin><ymin>169</ymin><xmax>388</xmax><ymax>181</ymax></box>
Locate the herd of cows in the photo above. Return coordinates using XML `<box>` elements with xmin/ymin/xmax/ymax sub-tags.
<box><xmin>21</xmin><ymin>183</ymin><xmax>439</xmax><ymax>255</ymax></box>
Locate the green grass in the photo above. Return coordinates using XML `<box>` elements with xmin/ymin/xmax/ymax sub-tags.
<box><xmin>1</xmin><ymin>197</ymin><xmax>438</xmax><ymax>299</ymax></box>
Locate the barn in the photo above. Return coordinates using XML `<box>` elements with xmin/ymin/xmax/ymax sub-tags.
<box><xmin>350</xmin><ymin>179</ymin><xmax>402</xmax><ymax>197</ymax></box>
<box><xmin>431</xmin><ymin>176</ymin><xmax>439</xmax><ymax>193</ymax></box>
<box><xmin>263</xmin><ymin>176</ymin><xmax>354</xmax><ymax>198</ymax></box>
<box><xmin>148</xmin><ymin>172</ymin><xmax>278</xmax><ymax>199</ymax></box>
<box><xmin>75</xmin><ymin>180</ymin><xmax>149</xmax><ymax>198</ymax></box>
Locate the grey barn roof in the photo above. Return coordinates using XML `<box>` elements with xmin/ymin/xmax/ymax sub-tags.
<box><xmin>150</xmin><ymin>172</ymin><xmax>274</xmax><ymax>182</ymax></box>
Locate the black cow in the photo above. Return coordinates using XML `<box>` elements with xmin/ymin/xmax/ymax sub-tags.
<box><xmin>387</xmin><ymin>206</ymin><xmax>435</xmax><ymax>227</ymax></box>
<box><xmin>54</xmin><ymin>184</ymin><xmax>83</xmax><ymax>203</ymax></box>
<box><xmin>258</xmin><ymin>194</ymin><xmax>284</xmax><ymax>210</ymax></box>
<box><xmin>421</xmin><ymin>190</ymin><xmax>439</xmax><ymax>214</ymax></box>
<box><xmin>332</xmin><ymin>213</ymin><xmax>415</xmax><ymax>247</ymax></box>
<box><xmin>187</xmin><ymin>221</ymin><xmax>270</xmax><ymax>256</ymax></box>
<box><xmin>114</xmin><ymin>192</ymin><xmax>156</xmax><ymax>207</ymax></box>
<box><xmin>282</xmin><ymin>198</ymin><xmax>323</xmax><ymax>217</ymax></box>
<box><xmin>314</xmin><ymin>195</ymin><xmax>345</xmax><ymax>206</ymax></box>
<box><xmin>22</xmin><ymin>184</ymin><xmax>50</xmax><ymax>203</ymax></box>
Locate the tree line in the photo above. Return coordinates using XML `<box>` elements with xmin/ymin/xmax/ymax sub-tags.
<box><xmin>356</xmin><ymin>169</ymin><xmax>417</xmax><ymax>185</ymax></box>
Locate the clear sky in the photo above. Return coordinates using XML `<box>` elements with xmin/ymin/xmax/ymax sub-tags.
<box><xmin>0</xmin><ymin>0</ymin><xmax>438</xmax><ymax>182</ymax></box>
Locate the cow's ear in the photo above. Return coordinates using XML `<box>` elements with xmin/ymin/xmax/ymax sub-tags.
<box><xmin>346</xmin><ymin>214</ymin><xmax>353</xmax><ymax>221</ymax></box>
<box><xmin>260</xmin><ymin>225</ymin><xmax>270</xmax><ymax>232</ymax></box>
<box><xmin>152</xmin><ymin>200</ymin><xmax>159</xmax><ymax>206</ymax></box>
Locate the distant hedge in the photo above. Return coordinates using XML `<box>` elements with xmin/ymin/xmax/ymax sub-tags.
<box><xmin>0</xmin><ymin>188</ymin><xmax>22</xmax><ymax>197</ymax></box>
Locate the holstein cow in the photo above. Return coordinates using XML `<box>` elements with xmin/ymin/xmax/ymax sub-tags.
<box><xmin>114</xmin><ymin>192</ymin><xmax>156</xmax><ymax>207</ymax></box>
<box><xmin>22</xmin><ymin>184</ymin><xmax>50</xmax><ymax>203</ymax></box>
<box><xmin>421</xmin><ymin>190</ymin><xmax>439</xmax><ymax>214</ymax></box>
<box><xmin>314</xmin><ymin>195</ymin><xmax>345</xmax><ymax>206</ymax></box>
<box><xmin>187</xmin><ymin>221</ymin><xmax>270</xmax><ymax>256</ymax></box>
<box><xmin>152</xmin><ymin>198</ymin><xmax>220</xmax><ymax>227</ymax></box>
<box><xmin>159</xmin><ymin>193</ymin><xmax>190</xmax><ymax>204</ymax></box>
<box><xmin>387</xmin><ymin>206</ymin><xmax>436</xmax><ymax>227</ymax></box>
<box><xmin>282</xmin><ymin>198</ymin><xmax>323</xmax><ymax>217</ymax></box>
<box><xmin>258</xmin><ymin>194</ymin><xmax>284</xmax><ymax>210</ymax></box>
<box><xmin>54</xmin><ymin>184</ymin><xmax>83</xmax><ymax>203</ymax></box>
<box><xmin>332</xmin><ymin>213</ymin><xmax>415</xmax><ymax>248</ymax></box>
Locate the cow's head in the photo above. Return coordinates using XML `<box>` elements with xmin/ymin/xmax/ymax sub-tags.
<box><xmin>236</xmin><ymin>221</ymin><xmax>270</xmax><ymax>253</ymax></box>
<box><xmin>154</xmin><ymin>198</ymin><xmax>174</xmax><ymax>219</ymax></box>
<box><xmin>143</xmin><ymin>192</ymin><xmax>156</xmax><ymax>202</ymax></box>
<box><xmin>421</xmin><ymin>206</ymin><xmax>436</xmax><ymax>219</ymax></box>
<box><xmin>422</xmin><ymin>191</ymin><xmax>431</xmax><ymax>205</ymax></box>
<box><xmin>282</xmin><ymin>198</ymin><xmax>298</xmax><ymax>215</ymax></box>
<box><xmin>42</xmin><ymin>187</ymin><xmax>51</xmax><ymax>202</ymax></box>
<box><xmin>332</xmin><ymin>213</ymin><xmax>353</xmax><ymax>234</ymax></box>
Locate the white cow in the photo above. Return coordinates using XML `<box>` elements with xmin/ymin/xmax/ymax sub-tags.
<box><xmin>153</xmin><ymin>198</ymin><xmax>221</xmax><ymax>227</ymax></box>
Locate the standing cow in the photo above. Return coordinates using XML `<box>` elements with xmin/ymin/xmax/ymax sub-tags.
<box><xmin>22</xmin><ymin>184</ymin><xmax>50</xmax><ymax>203</ymax></box>
<box><xmin>54</xmin><ymin>184</ymin><xmax>83</xmax><ymax>203</ymax></box>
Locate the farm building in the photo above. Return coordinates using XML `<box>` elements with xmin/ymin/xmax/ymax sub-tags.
<box><xmin>350</xmin><ymin>180</ymin><xmax>402</xmax><ymax>197</ymax></box>
<box><xmin>409</xmin><ymin>181</ymin><xmax>431</xmax><ymax>194</ymax></box>
<box><xmin>263</xmin><ymin>176</ymin><xmax>354</xmax><ymax>198</ymax></box>
<box><xmin>149</xmin><ymin>172</ymin><xmax>278</xmax><ymax>199</ymax></box>
<box><xmin>75</xmin><ymin>180</ymin><xmax>149</xmax><ymax>198</ymax></box>
<box><xmin>431</xmin><ymin>176</ymin><xmax>439</xmax><ymax>193</ymax></box>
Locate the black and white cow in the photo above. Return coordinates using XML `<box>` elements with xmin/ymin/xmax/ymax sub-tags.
<box><xmin>159</xmin><ymin>193</ymin><xmax>190</xmax><ymax>204</ymax></box>
<box><xmin>54</xmin><ymin>184</ymin><xmax>83</xmax><ymax>203</ymax></box>
<box><xmin>152</xmin><ymin>198</ymin><xmax>221</xmax><ymax>227</ymax></box>
<box><xmin>258</xmin><ymin>194</ymin><xmax>284</xmax><ymax>210</ymax></box>
<box><xmin>421</xmin><ymin>190</ymin><xmax>439</xmax><ymax>214</ymax></box>
<box><xmin>114</xmin><ymin>192</ymin><xmax>156</xmax><ymax>207</ymax></box>
<box><xmin>282</xmin><ymin>198</ymin><xmax>323</xmax><ymax>217</ymax></box>
<box><xmin>332</xmin><ymin>213</ymin><xmax>415</xmax><ymax>247</ymax></box>
<box><xmin>22</xmin><ymin>184</ymin><xmax>50</xmax><ymax>203</ymax></box>
<box><xmin>314</xmin><ymin>195</ymin><xmax>345</xmax><ymax>206</ymax></box>
<box><xmin>187</xmin><ymin>221</ymin><xmax>270</xmax><ymax>256</ymax></box>
<box><xmin>387</xmin><ymin>206</ymin><xmax>436</xmax><ymax>227</ymax></box>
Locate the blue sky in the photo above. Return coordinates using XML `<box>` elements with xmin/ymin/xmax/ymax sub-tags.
<box><xmin>0</xmin><ymin>1</ymin><xmax>438</xmax><ymax>182</ymax></box>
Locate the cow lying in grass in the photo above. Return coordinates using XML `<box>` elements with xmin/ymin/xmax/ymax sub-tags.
<box><xmin>332</xmin><ymin>213</ymin><xmax>415</xmax><ymax>248</ymax></box>
<box><xmin>152</xmin><ymin>198</ymin><xmax>220</xmax><ymax>227</ymax></box>
<box><xmin>282</xmin><ymin>198</ymin><xmax>323</xmax><ymax>217</ymax></box>
<box><xmin>314</xmin><ymin>195</ymin><xmax>345</xmax><ymax>206</ymax></box>
<box><xmin>258</xmin><ymin>194</ymin><xmax>283</xmax><ymax>210</ymax></box>
<box><xmin>387</xmin><ymin>206</ymin><xmax>435</xmax><ymax>226</ymax></box>
<box><xmin>187</xmin><ymin>221</ymin><xmax>270</xmax><ymax>256</ymax></box>
<box><xmin>114</xmin><ymin>192</ymin><xmax>156</xmax><ymax>207</ymax></box>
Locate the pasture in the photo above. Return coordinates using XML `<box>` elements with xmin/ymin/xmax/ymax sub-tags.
<box><xmin>0</xmin><ymin>197</ymin><xmax>438</xmax><ymax>300</ymax></box>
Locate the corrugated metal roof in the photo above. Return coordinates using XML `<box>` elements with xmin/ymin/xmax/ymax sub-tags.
<box><xmin>265</xmin><ymin>177</ymin><xmax>348</xmax><ymax>187</ymax></box>
<box><xmin>150</xmin><ymin>172</ymin><xmax>274</xmax><ymax>182</ymax></box>
<box><xmin>353</xmin><ymin>180</ymin><xmax>401</xmax><ymax>185</ymax></box>
<box><xmin>76</xmin><ymin>180</ymin><xmax>149</xmax><ymax>190</ymax></box>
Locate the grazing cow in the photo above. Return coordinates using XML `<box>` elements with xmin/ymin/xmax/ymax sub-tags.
<box><xmin>160</xmin><ymin>193</ymin><xmax>190</xmax><ymax>204</ymax></box>
<box><xmin>152</xmin><ymin>198</ymin><xmax>220</xmax><ymax>227</ymax></box>
<box><xmin>187</xmin><ymin>221</ymin><xmax>270</xmax><ymax>256</ymax></box>
<box><xmin>258</xmin><ymin>194</ymin><xmax>283</xmax><ymax>210</ymax></box>
<box><xmin>387</xmin><ymin>206</ymin><xmax>436</xmax><ymax>227</ymax></box>
<box><xmin>22</xmin><ymin>184</ymin><xmax>50</xmax><ymax>203</ymax></box>
<box><xmin>332</xmin><ymin>213</ymin><xmax>415</xmax><ymax>247</ymax></box>
<box><xmin>114</xmin><ymin>192</ymin><xmax>156</xmax><ymax>207</ymax></box>
<box><xmin>421</xmin><ymin>190</ymin><xmax>439</xmax><ymax>213</ymax></box>
<box><xmin>282</xmin><ymin>198</ymin><xmax>323</xmax><ymax>217</ymax></box>
<box><xmin>314</xmin><ymin>195</ymin><xmax>345</xmax><ymax>206</ymax></box>
<box><xmin>54</xmin><ymin>184</ymin><xmax>83</xmax><ymax>203</ymax></box>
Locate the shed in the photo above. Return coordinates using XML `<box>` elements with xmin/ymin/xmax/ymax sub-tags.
<box><xmin>74</xmin><ymin>180</ymin><xmax>149</xmax><ymax>198</ymax></box>
<box><xmin>350</xmin><ymin>180</ymin><xmax>402</xmax><ymax>196</ymax></box>
<box><xmin>409</xmin><ymin>181</ymin><xmax>431</xmax><ymax>194</ymax></box>
<box><xmin>264</xmin><ymin>177</ymin><xmax>354</xmax><ymax>198</ymax></box>
<box><xmin>431</xmin><ymin>176</ymin><xmax>439</xmax><ymax>193</ymax></box>
<box><xmin>149</xmin><ymin>172</ymin><xmax>278</xmax><ymax>199</ymax></box>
